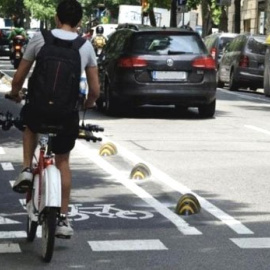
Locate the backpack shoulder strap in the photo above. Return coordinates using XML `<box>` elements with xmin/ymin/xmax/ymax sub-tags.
<box><xmin>72</xmin><ymin>36</ymin><xmax>86</xmax><ymax>50</ymax></box>
<box><xmin>41</xmin><ymin>29</ymin><xmax>55</xmax><ymax>45</ymax></box>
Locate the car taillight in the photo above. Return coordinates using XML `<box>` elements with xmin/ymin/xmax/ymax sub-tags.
<box><xmin>239</xmin><ymin>55</ymin><xmax>249</xmax><ymax>67</ymax></box>
<box><xmin>118</xmin><ymin>57</ymin><xmax>147</xmax><ymax>68</ymax></box>
<box><xmin>210</xmin><ymin>47</ymin><xmax>217</xmax><ymax>60</ymax></box>
<box><xmin>192</xmin><ymin>57</ymin><xmax>215</xmax><ymax>69</ymax></box>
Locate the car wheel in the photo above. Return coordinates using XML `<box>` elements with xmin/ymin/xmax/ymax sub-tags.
<box><xmin>198</xmin><ymin>99</ymin><xmax>216</xmax><ymax>118</ymax></box>
<box><xmin>228</xmin><ymin>70</ymin><xmax>239</xmax><ymax>91</ymax></box>
<box><xmin>14</xmin><ymin>59</ymin><xmax>20</xmax><ymax>69</ymax></box>
<box><xmin>105</xmin><ymin>83</ymin><xmax>120</xmax><ymax>116</ymax></box>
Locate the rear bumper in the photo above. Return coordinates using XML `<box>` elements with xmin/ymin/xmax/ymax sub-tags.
<box><xmin>235</xmin><ymin>67</ymin><xmax>264</xmax><ymax>88</ymax></box>
<box><xmin>110</xmin><ymin>82</ymin><xmax>216</xmax><ymax>106</ymax></box>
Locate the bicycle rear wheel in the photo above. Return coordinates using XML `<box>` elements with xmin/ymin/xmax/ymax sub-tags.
<box><xmin>41</xmin><ymin>207</ymin><xmax>58</xmax><ymax>263</ymax></box>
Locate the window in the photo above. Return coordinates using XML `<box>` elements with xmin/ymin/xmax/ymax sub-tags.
<box><xmin>131</xmin><ymin>33</ymin><xmax>205</xmax><ymax>55</ymax></box>
<box><xmin>247</xmin><ymin>36</ymin><xmax>267</xmax><ymax>55</ymax></box>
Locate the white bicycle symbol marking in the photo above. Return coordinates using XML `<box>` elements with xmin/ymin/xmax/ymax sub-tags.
<box><xmin>68</xmin><ymin>204</ymin><xmax>154</xmax><ymax>221</ymax></box>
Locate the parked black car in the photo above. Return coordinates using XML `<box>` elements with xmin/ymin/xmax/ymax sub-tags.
<box><xmin>0</xmin><ymin>28</ymin><xmax>12</xmax><ymax>57</ymax></box>
<box><xmin>97</xmin><ymin>25</ymin><xmax>217</xmax><ymax>118</ymax></box>
<box><xmin>204</xmin><ymin>32</ymin><xmax>238</xmax><ymax>87</ymax></box>
<box><xmin>218</xmin><ymin>33</ymin><xmax>266</xmax><ymax>91</ymax></box>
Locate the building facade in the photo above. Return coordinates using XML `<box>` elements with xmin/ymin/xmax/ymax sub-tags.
<box><xmin>227</xmin><ymin>0</ymin><xmax>265</xmax><ymax>34</ymax></box>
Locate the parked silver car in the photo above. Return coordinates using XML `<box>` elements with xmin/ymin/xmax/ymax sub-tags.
<box><xmin>263</xmin><ymin>35</ymin><xmax>270</xmax><ymax>96</ymax></box>
<box><xmin>204</xmin><ymin>32</ymin><xmax>238</xmax><ymax>87</ymax></box>
<box><xmin>218</xmin><ymin>34</ymin><xmax>266</xmax><ymax>91</ymax></box>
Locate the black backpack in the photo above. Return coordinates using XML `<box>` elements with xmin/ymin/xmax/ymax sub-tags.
<box><xmin>27</xmin><ymin>30</ymin><xmax>86</xmax><ymax>123</ymax></box>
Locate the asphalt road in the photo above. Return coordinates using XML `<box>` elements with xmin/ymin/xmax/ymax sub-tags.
<box><xmin>1</xmin><ymin>57</ymin><xmax>270</xmax><ymax>269</ymax></box>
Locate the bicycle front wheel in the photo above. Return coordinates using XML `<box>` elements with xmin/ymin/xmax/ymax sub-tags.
<box><xmin>41</xmin><ymin>207</ymin><xmax>58</xmax><ymax>263</ymax></box>
<box><xmin>26</xmin><ymin>216</ymin><xmax>38</xmax><ymax>242</ymax></box>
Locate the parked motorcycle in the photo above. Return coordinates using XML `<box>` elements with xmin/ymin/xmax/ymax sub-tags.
<box><xmin>10</xmin><ymin>35</ymin><xmax>26</xmax><ymax>69</ymax></box>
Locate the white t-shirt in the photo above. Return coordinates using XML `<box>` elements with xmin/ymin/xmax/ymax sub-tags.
<box><xmin>23</xmin><ymin>29</ymin><xmax>97</xmax><ymax>73</ymax></box>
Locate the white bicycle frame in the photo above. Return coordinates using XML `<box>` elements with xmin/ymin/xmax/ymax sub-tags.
<box><xmin>27</xmin><ymin>134</ymin><xmax>62</xmax><ymax>222</ymax></box>
<box><xmin>39</xmin><ymin>164</ymin><xmax>62</xmax><ymax>211</ymax></box>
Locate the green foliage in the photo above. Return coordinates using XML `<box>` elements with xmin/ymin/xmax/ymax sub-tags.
<box><xmin>24</xmin><ymin>0</ymin><xmax>57</xmax><ymax>20</ymax></box>
<box><xmin>187</xmin><ymin>0</ymin><xmax>221</xmax><ymax>25</ymax></box>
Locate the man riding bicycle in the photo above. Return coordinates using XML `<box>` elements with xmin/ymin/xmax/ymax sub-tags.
<box><xmin>6</xmin><ymin>0</ymin><xmax>100</xmax><ymax>239</ymax></box>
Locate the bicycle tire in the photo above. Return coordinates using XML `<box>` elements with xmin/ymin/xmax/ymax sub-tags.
<box><xmin>41</xmin><ymin>207</ymin><xmax>58</xmax><ymax>263</ymax></box>
<box><xmin>26</xmin><ymin>216</ymin><xmax>38</xmax><ymax>242</ymax></box>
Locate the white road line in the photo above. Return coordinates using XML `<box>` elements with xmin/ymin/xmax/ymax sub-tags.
<box><xmin>0</xmin><ymin>243</ymin><xmax>21</xmax><ymax>253</ymax></box>
<box><xmin>0</xmin><ymin>231</ymin><xmax>26</xmax><ymax>238</ymax></box>
<box><xmin>0</xmin><ymin>215</ymin><xmax>20</xmax><ymax>224</ymax></box>
<box><xmin>0</xmin><ymin>147</ymin><xmax>5</xmax><ymax>154</ymax></box>
<box><xmin>1</xmin><ymin>162</ymin><xmax>14</xmax><ymax>171</ymax></box>
<box><xmin>88</xmin><ymin>239</ymin><xmax>168</xmax><ymax>251</ymax></box>
<box><xmin>76</xmin><ymin>141</ymin><xmax>202</xmax><ymax>236</ymax></box>
<box><xmin>95</xmin><ymin>135</ymin><xmax>254</xmax><ymax>235</ymax></box>
<box><xmin>245</xmin><ymin>125</ymin><xmax>270</xmax><ymax>135</ymax></box>
<box><xmin>230</xmin><ymin>238</ymin><xmax>270</xmax><ymax>249</ymax></box>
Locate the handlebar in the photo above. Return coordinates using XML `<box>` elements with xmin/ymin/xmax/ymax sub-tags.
<box><xmin>0</xmin><ymin>111</ymin><xmax>104</xmax><ymax>142</ymax></box>
<box><xmin>78</xmin><ymin>123</ymin><xmax>104</xmax><ymax>142</ymax></box>
<box><xmin>4</xmin><ymin>88</ymin><xmax>27</xmax><ymax>102</ymax></box>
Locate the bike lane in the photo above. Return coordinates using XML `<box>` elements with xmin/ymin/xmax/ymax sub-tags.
<box><xmin>0</xmin><ymin>86</ymin><xmax>269</xmax><ymax>269</ymax></box>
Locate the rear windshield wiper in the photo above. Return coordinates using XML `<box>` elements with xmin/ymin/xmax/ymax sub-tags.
<box><xmin>168</xmin><ymin>50</ymin><xmax>189</xmax><ymax>55</ymax></box>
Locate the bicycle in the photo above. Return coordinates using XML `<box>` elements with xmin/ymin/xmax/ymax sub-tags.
<box><xmin>0</xmin><ymin>110</ymin><xmax>104</xmax><ymax>262</ymax></box>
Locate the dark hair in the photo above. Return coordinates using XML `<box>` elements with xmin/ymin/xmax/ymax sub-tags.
<box><xmin>57</xmin><ymin>0</ymin><xmax>83</xmax><ymax>28</ymax></box>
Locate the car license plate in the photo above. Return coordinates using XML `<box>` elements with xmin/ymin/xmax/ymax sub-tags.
<box><xmin>152</xmin><ymin>71</ymin><xmax>187</xmax><ymax>81</ymax></box>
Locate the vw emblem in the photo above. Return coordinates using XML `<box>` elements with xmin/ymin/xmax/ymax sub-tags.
<box><xmin>167</xmin><ymin>59</ymin><xmax>174</xmax><ymax>67</ymax></box>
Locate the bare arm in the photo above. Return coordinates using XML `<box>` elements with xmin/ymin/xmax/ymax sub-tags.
<box><xmin>8</xmin><ymin>59</ymin><xmax>34</xmax><ymax>102</ymax></box>
<box><xmin>84</xmin><ymin>66</ymin><xmax>100</xmax><ymax>109</ymax></box>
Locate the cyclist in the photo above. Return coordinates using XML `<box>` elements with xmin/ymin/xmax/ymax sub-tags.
<box><xmin>6</xmin><ymin>0</ymin><xmax>100</xmax><ymax>238</ymax></box>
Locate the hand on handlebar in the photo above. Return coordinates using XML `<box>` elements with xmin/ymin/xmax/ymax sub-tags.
<box><xmin>83</xmin><ymin>100</ymin><xmax>97</xmax><ymax>110</ymax></box>
<box><xmin>5</xmin><ymin>90</ymin><xmax>23</xmax><ymax>103</ymax></box>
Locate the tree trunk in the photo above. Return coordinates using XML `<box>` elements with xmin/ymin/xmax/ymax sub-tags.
<box><xmin>219</xmin><ymin>6</ymin><xmax>228</xmax><ymax>32</ymax></box>
<box><xmin>149</xmin><ymin>7</ymin><xmax>156</xmax><ymax>26</ymax></box>
<box><xmin>234</xmin><ymin>0</ymin><xmax>241</xmax><ymax>33</ymax></box>
<box><xmin>170</xmin><ymin>0</ymin><xmax>177</xmax><ymax>27</ymax></box>
<box><xmin>201</xmin><ymin>0</ymin><xmax>212</xmax><ymax>38</ymax></box>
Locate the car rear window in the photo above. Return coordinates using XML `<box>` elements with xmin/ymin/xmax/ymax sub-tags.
<box><xmin>247</xmin><ymin>36</ymin><xmax>267</xmax><ymax>55</ymax></box>
<box><xmin>218</xmin><ymin>37</ymin><xmax>235</xmax><ymax>51</ymax></box>
<box><xmin>131</xmin><ymin>32</ymin><xmax>206</xmax><ymax>55</ymax></box>
<box><xmin>0</xmin><ymin>29</ymin><xmax>11</xmax><ymax>39</ymax></box>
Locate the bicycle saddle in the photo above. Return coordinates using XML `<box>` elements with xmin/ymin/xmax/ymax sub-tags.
<box><xmin>38</xmin><ymin>124</ymin><xmax>64</xmax><ymax>134</ymax></box>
